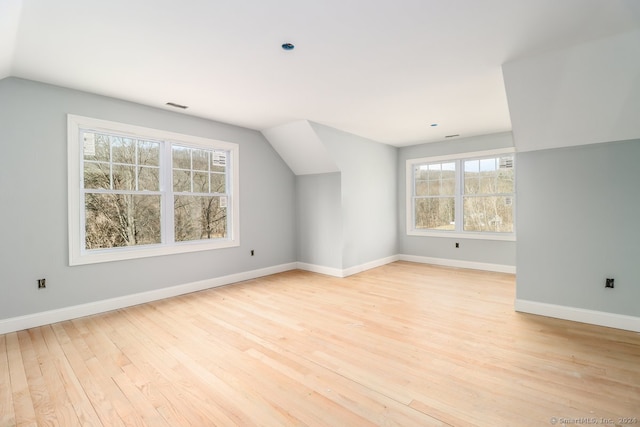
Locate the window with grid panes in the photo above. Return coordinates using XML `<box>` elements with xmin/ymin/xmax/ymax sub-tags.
<box><xmin>407</xmin><ymin>148</ymin><xmax>515</xmax><ymax>240</ymax></box>
<box><xmin>68</xmin><ymin>115</ymin><xmax>239</xmax><ymax>265</ymax></box>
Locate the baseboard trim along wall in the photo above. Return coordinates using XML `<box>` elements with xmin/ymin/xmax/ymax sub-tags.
<box><xmin>342</xmin><ymin>255</ymin><xmax>401</xmax><ymax>277</ymax></box>
<box><xmin>297</xmin><ymin>255</ymin><xmax>402</xmax><ymax>278</ymax></box>
<box><xmin>398</xmin><ymin>254</ymin><xmax>517</xmax><ymax>274</ymax></box>
<box><xmin>295</xmin><ymin>262</ymin><xmax>345</xmax><ymax>278</ymax></box>
<box><xmin>12</xmin><ymin>257</ymin><xmax>634</xmax><ymax>335</ymax></box>
<box><xmin>0</xmin><ymin>263</ymin><xmax>297</xmax><ymax>335</ymax></box>
<box><xmin>515</xmin><ymin>299</ymin><xmax>640</xmax><ymax>333</ymax></box>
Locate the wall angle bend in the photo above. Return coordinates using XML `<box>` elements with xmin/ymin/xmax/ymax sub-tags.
<box><xmin>261</xmin><ymin>120</ymin><xmax>339</xmax><ymax>176</ymax></box>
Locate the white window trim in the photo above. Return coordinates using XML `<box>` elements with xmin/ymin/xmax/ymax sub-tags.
<box><xmin>68</xmin><ymin>114</ymin><xmax>240</xmax><ymax>266</ymax></box>
<box><xmin>406</xmin><ymin>148</ymin><xmax>516</xmax><ymax>241</ymax></box>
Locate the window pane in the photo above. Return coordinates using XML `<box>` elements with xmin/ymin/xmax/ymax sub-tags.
<box><xmin>480</xmin><ymin>158</ymin><xmax>496</xmax><ymax>172</ymax></box>
<box><xmin>84</xmin><ymin>162</ymin><xmax>110</xmax><ymax>189</ymax></box>
<box><xmin>173</xmin><ymin>170</ymin><xmax>190</xmax><ymax>192</ymax></box>
<box><xmin>497</xmin><ymin>169</ymin><xmax>514</xmax><ymax>193</ymax></box>
<box><xmin>415</xmin><ymin>179</ymin><xmax>428</xmax><ymax>196</ymax></box>
<box><xmin>464</xmin><ymin>160</ymin><xmax>480</xmax><ymax>194</ymax></box>
<box><xmin>415</xmin><ymin>166</ymin><xmax>428</xmax><ymax>196</ymax></box>
<box><xmin>427</xmin><ymin>181</ymin><xmax>441</xmax><ymax>196</ymax></box>
<box><xmin>193</xmin><ymin>171</ymin><xmax>209</xmax><ymax>193</ymax></box>
<box><xmin>442</xmin><ymin>162</ymin><xmax>455</xmax><ymax>173</ymax></box>
<box><xmin>192</xmin><ymin>149</ymin><xmax>209</xmax><ymax>171</ymax></box>
<box><xmin>138</xmin><ymin>166</ymin><xmax>159</xmax><ymax>191</ymax></box>
<box><xmin>172</xmin><ymin>146</ymin><xmax>191</xmax><ymax>169</ymax></box>
<box><xmin>72</xmin><ymin>116</ymin><xmax>240</xmax><ymax>265</ymax></box>
<box><xmin>441</xmin><ymin>178</ymin><xmax>455</xmax><ymax>195</ymax></box>
<box><xmin>414</xmin><ymin>197</ymin><xmax>455</xmax><ymax>230</ymax></box>
<box><xmin>138</xmin><ymin>141</ymin><xmax>159</xmax><ymax>166</ymax></box>
<box><xmin>212</xmin><ymin>151</ymin><xmax>227</xmax><ymax>172</ymax></box>
<box><xmin>85</xmin><ymin>193</ymin><xmax>161</xmax><ymax>249</ymax></box>
<box><xmin>210</xmin><ymin>173</ymin><xmax>226</xmax><ymax>193</ymax></box>
<box><xmin>464</xmin><ymin>177</ymin><xmax>479</xmax><ymax>194</ymax></box>
<box><xmin>111</xmin><ymin>137</ymin><xmax>136</xmax><ymax>164</ymax></box>
<box><xmin>427</xmin><ymin>179</ymin><xmax>455</xmax><ymax>196</ymax></box>
<box><xmin>419</xmin><ymin>162</ymin><xmax>456</xmax><ymax>196</ymax></box>
<box><xmin>463</xmin><ymin>196</ymin><xmax>513</xmax><ymax>232</ymax></box>
<box><xmin>479</xmin><ymin>175</ymin><xmax>496</xmax><ymax>193</ymax></box>
<box><xmin>112</xmin><ymin>164</ymin><xmax>136</xmax><ymax>191</ymax></box>
<box><xmin>465</xmin><ymin>156</ymin><xmax>514</xmax><ymax>195</ymax></box>
<box><xmin>464</xmin><ymin>160</ymin><xmax>480</xmax><ymax>173</ymax></box>
<box><xmin>83</xmin><ymin>133</ymin><xmax>110</xmax><ymax>162</ymax></box>
<box><xmin>426</xmin><ymin>164</ymin><xmax>441</xmax><ymax>180</ymax></box>
<box><xmin>174</xmin><ymin>195</ymin><xmax>227</xmax><ymax>242</ymax></box>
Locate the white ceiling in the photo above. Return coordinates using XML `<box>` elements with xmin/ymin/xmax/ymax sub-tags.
<box><xmin>1</xmin><ymin>0</ymin><xmax>639</xmax><ymax>146</ymax></box>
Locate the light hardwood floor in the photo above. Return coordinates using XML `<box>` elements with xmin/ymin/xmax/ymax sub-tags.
<box><xmin>1</xmin><ymin>262</ymin><xmax>639</xmax><ymax>426</ymax></box>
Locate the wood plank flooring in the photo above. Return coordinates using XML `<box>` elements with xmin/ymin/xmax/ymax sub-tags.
<box><xmin>1</xmin><ymin>262</ymin><xmax>639</xmax><ymax>426</ymax></box>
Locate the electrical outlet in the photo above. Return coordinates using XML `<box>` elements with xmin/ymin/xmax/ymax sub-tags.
<box><xmin>37</xmin><ymin>278</ymin><xmax>46</xmax><ymax>289</ymax></box>
<box><xmin>250</xmin><ymin>249</ymin><xmax>255</xmax><ymax>256</ymax></box>
<box><xmin>455</xmin><ymin>242</ymin><xmax>460</xmax><ymax>248</ymax></box>
<box><xmin>605</xmin><ymin>278</ymin><xmax>614</xmax><ymax>289</ymax></box>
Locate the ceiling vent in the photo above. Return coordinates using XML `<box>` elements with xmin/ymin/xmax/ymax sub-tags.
<box><xmin>166</xmin><ymin>102</ymin><xmax>188</xmax><ymax>109</ymax></box>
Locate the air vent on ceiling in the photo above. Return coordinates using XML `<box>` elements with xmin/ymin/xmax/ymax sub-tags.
<box><xmin>166</xmin><ymin>102</ymin><xmax>188</xmax><ymax>109</ymax></box>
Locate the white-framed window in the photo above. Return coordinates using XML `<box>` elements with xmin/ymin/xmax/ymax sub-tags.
<box><xmin>68</xmin><ymin>115</ymin><xmax>240</xmax><ymax>265</ymax></box>
<box><xmin>406</xmin><ymin>148</ymin><xmax>515</xmax><ymax>241</ymax></box>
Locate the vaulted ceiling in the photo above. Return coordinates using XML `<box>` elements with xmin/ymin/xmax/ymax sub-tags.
<box><xmin>1</xmin><ymin>0</ymin><xmax>639</xmax><ymax>146</ymax></box>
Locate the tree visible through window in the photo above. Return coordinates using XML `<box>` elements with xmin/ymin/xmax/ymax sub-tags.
<box><xmin>68</xmin><ymin>115</ymin><xmax>239</xmax><ymax>265</ymax></box>
<box><xmin>463</xmin><ymin>157</ymin><xmax>514</xmax><ymax>233</ymax></box>
<box><xmin>172</xmin><ymin>145</ymin><xmax>228</xmax><ymax>242</ymax></box>
<box><xmin>414</xmin><ymin>162</ymin><xmax>456</xmax><ymax>230</ymax></box>
<box><xmin>407</xmin><ymin>149</ymin><xmax>515</xmax><ymax>239</ymax></box>
<box><xmin>83</xmin><ymin>133</ymin><xmax>162</xmax><ymax>249</ymax></box>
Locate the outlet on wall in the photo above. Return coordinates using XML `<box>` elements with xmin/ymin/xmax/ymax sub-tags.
<box><xmin>37</xmin><ymin>278</ymin><xmax>46</xmax><ymax>289</ymax></box>
<box><xmin>605</xmin><ymin>278</ymin><xmax>614</xmax><ymax>289</ymax></box>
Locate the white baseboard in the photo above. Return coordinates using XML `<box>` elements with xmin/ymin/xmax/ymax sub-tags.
<box><xmin>342</xmin><ymin>255</ymin><xmax>401</xmax><ymax>277</ymax></box>
<box><xmin>0</xmin><ymin>263</ymin><xmax>297</xmax><ymax>335</ymax></box>
<box><xmin>515</xmin><ymin>299</ymin><xmax>640</xmax><ymax>333</ymax></box>
<box><xmin>296</xmin><ymin>262</ymin><xmax>345</xmax><ymax>278</ymax></box>
<box><xmin>398</xmin><ymin>254</ymin><xmax>516</xmax><ymax>274</ymax></box>
<box><xmin>297</xmin><ymin>255</ymin><xmax>400</xmax><ymax>278</ymax></box>
<box><xmin>0</xmin><ymin>255</ymin><xmax>516</xmax><ymax>335</ymax></box>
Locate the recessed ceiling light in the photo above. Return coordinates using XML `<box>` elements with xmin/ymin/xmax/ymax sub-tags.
<box><xmin>281</xmin><ymin>43</ymin><xmax>295</xmax><ymax>51</ymax></box>
<box><xmin>166</xmin><ymin>102</ymin><xmax>188</xmax><ymax>109</ymax></box>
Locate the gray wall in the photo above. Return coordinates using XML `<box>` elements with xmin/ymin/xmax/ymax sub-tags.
<box><xmin>295</xmin><ymin>173</ymin><xmax>343</xmax><ymax>269</ymax></box>
<box><xmin>516</xmin><ymin>139</ymin><xmax>640</xmax><ymax>317</ymax></box>
<box><xmin>398</xmin><ymin>132</ymin><xmax>516</xmax><ymax>267</ymax></box>
<box><xmin>311</xmin><ymin>123</ymin><xmax>398</xmax><ymax>269</ymax></box>
<box><xmin>0</xmin><ymin>77</ymin><xmax>296</xmax><ymax>320</ymax></box>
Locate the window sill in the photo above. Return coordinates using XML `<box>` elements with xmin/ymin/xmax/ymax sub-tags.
<box><xmin>70</xmin><ymin>239</ymin><xmax>239</xmax><ymax>266</ymax></box>
<box><xmin>406</xmin><ymin>230</ymin><xmax>516</xmax><ymax>242</ymax></box>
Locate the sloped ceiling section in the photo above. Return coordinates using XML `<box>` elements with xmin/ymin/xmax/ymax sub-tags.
<box><xmin>503</xmin><ymin>29</ymin><xmax>640</xmax><ymax>152</ymax></box>
<box><xmin>0</xmin><ymin>0</ymin><xmax>22</xmax><ymax>78</ymax></box>
<box><xmin>3</xmin><ymin>0</ymin><xmax>640</xmax><ymax>147</ymax></box>
<box><xmin>262</xmin><ymin>121</ymin><xmax>339</xmax><ymax>176</ymax></box>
